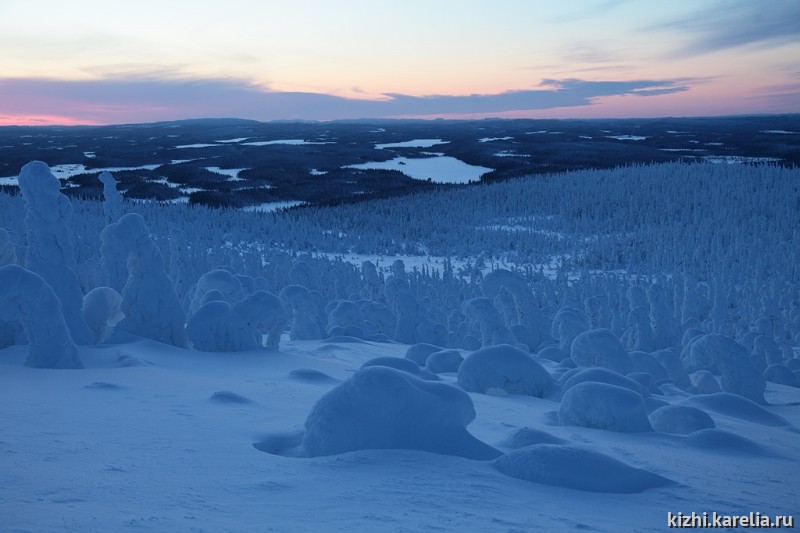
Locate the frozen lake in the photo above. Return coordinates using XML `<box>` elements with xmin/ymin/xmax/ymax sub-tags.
<box><xmin>375</xmin><ymin>139</ymin><xmax>449</xmax><ymax>149</ymax></box>
<box><xmin>345</xmin><ymin>156</ymin><xmax>493</xmax><ymax>184</ymax></box>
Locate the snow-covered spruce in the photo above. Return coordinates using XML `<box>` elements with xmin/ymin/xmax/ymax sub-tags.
<box><xmin>688</xmin><ymin>334</ymin><xmax>766</xmax><ymax>404</ymax></box>
<box><xmin>560</xmin><ymin>367</ymin><xmax>650</xmax><ymax>399</ymax></box>
<box><xmin>0</xmin><ymin>264</ymin><xmax>82</xmax><ymax>369</ymax></box>
<box><xmin>425</xmin><ymin>349</ymin><xmax>464</xmax><ymax>373</ymax></box>
<box><xmin>361</xmin><ymin>356</ymin><xmax>439</xmax><ymax>380</ymax></box>
<box><xmin>559</xmin><ymin>381</ymin><xmax>652</xmax><ymax>432</ymax></box>
<box><xmin>18</xmin><ymin>161</ymin><xmax>92</xmax><ymax>345</ymax></box>
<box><xmin>188</xmin><ymin>269</ymin><xmax>246</xmax><ymax>317</ymax></box>
<box><xmin>98</xmin><ymin>171</ymin><xmax>123</xmax><ymax>224</ymax></box>
<box><xmin>279</xmin><ymin>285</ymin><xmax>324</xmax><ymax>340</ymax></box>
<box><xmin>0</xmin><ymin>228</ymin><xmax>16</xmax><ymax>266</ymax></box>
<box><xmin>457</xmin><ymin>344</ymin><xmax>556</xmax><ymax>397</ymax></box>
<box><xmin>494</xmin><ymin>444</ymin><xmax>673</xmax><ymax>493</ymax></box>
<box><xmin>233</xmin><ymin>291</ymin><xmax>288</xmax><ymax>349</ymax></box>
<box><xmin>100</xmin><ymin>213</ymin><xmax>187</xmax><ymax>347</ymax></box>
<box><xmin>405</xmin><ymin>343</ymin><xmax>445</xmax><ymax>365</ymax></box>
<box><xmin>463</xmin><ymin>297</ymin><xmax>515</xmax><ymax>347</ymax></box>
<box><xmin>481</xmin><ymin>268</ymin><xmax>551</xmax><ymax>350</ymax></box>
<box><xmin>300</xmin><ymin>366</ymin><xmax>501</xmax><ymax>459</ymax></box>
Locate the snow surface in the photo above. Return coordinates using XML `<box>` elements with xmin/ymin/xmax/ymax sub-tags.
<box><xmin>375</xmin><ymin>139</ymin><xmax>449</xmax><ymax>149</ymax></box>
<box><xmin>2</xmin><ymin>337</ymin><xmax>798</xmax><ymax>532</ymax></box>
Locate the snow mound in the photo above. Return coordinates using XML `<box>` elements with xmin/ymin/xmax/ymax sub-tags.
<box><xmin>288</xmin><ymin>368</ymin><xmax>338</xmax><ymax>383</ymax></box>
<box><xmin>686</xmin><ymin>393</ymin><xmax>791</xmax><ymax>427</ymax></box>
<box><xmin>82</xmin><ymin>287</ymin><xmax>124</xmax><ymax>344</ymax></box>
<box><xmin>628</xmin><ymin>351</ymin><xmax>668</xmax><ymax>382</ymax></box>
<box><xmin>361</xmin><ymin>356</ymin><xmax>439</xmax><ymax>380</ymax></box>
<box><xmin>683</xmin><ymin>429</ymin><xmax>782</xmax><ymax>457</ymax></box>
<box><xmin>570</xmin><ymin>329</ymin><xmax>632</xmax><ymax>375</ymax></box>
<box><xmin>494</xmin><ymin>444</ymin><xmax>673</xmax><ymax>493</ymax></box>
<box><xmin>537</xmin><ymin>346</ymin><xmax>568</xmax><ymax>362</ymax></box>
<box><xmin>457</xmin><ymin>344</ymin><xmax>556</xmax><ymax>397</ymax></box>
<box><xmin>83</xmin><ymin>381</ymin><xmax>123</xmax><ymax>390</ymax></box>
<box><xmin>691</xmin><ymin>370</ymin><xmax>721</xmax><ymax>394</ymax></box>
<box><xmin>559</xmin><ymin>382</ymin><xmax>653</xmax><ymax>432</ymax></box>
<box><xmin>501</xmin><ymin>427</ymin><xmax>567</xmax><ymax>448</ymax></box>
<box><xmin>649</xmin><ymin>405</ymin><xmax>715</xmax><ymax>434</ymax></box>
<box><xmin>764</xmin><ymin>364</ymin><xmax>798</xmax><ymax>386</ymax></box>
<box><xmin>561</xmin><ymin>367</ymin><xmax>650</xmax><ymax>398</ymax></box>
<box><xmin>425</xmin><ymin>349</ymin><xmax>464</xmax><ymax>373</ymax></box>
<box><xmin>405</xmin><ymin>343</ymin><xmax>445</xmax><ymax>365</ymax></box>
<box><xmin>301</xmin><ymin>366</ymin><xmax>500</xmax><ymax>459</ymax></box>
<box><xmin>209</xmin><ymin>391</ymin><xmax>253</xmax><ymax>404</ymax></box>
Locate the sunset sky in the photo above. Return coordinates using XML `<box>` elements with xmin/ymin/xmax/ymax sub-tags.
<box><xmin>1</xmin><ymin>0</ymin><xmax>798</xmax><ymax>125</ymax></box>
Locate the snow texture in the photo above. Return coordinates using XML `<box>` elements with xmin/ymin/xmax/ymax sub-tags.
<box><xmin>559</xmin><ymin>381</ymin><xmax>653</xmax><ymax>432</ymax></box>
<box><xmin>0</xmin><ymin>227</ymin><xmax>16</xmax><ymax>266</ymax></box>
<box><xmin>457</xmin><ymin>344</ymin><xmax>556</xmax><ymax>397</ymax></box>
<box><xmin>494</xmin><ymin>445</ymin><xmax>673</xmax><ymax>493</ymax></box>
<box><xmin>18</xmin><ymin>161</ymin><xmax>92</xmax><ymax>345</ymax></box>
<box><xmin>560</xmin><ymin>367</ymin><xmax>650</xmax><ymax>398</ymax></box>
<box><xmin>405</xmin><ymin>343</ymin><xmax>445</xmax><ymax>365</ymax></box>
<box><xmin>0</xmin><ymin>264</ymin><xmax>82</xmax><ymax>368</ymax></box>
<box><xmin>301</xmin><ymin>366</ymin><xmax>500</xmax><ymax>459</ymax></box>
<box><xmin>425</xmin><ymin>349</ymin><xmax>464</xmax><ymax>373</ymax></box>
<box><xmin>233</xmin><ymin>290</ymin><xmax>288</xmax><ymax>349</ymax></box>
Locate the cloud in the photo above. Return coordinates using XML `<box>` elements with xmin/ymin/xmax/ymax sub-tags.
<box><xmin>654</xmin><ymin>0</ymin><xmax>800</xmax><ymax>57</ymax></box>
<box><xmin>0</xmin><ymin>75</ymin><xmax>691</xmax><ymax>124</ymax></box>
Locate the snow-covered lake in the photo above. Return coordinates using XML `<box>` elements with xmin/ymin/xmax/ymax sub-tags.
<box><xmin>205</xmin><ymin>166</ymin><xmax>248</xmax><ymax>181</ymax></box>
<box><xmin>0</xmin><ymin>163</ymin><xmax>163</xmax><ymax>185</ymax></box>
<box><xmin>606</xmin><ymin>135</ymin><xmax>648</xmax><ymax>141</ymax></box>
<box><xmin>375</xmin><ymin>139</ymin><xmax>449</xmax><ymax>149</ymax></box>
<box><xmin>242</xmin><ymin>139</ymin><xmax>333</xmax><ymax>146</ymax></box>
<box><xmin>345</xmin><ymin>156</ymin><xmax>493</xmax><ymax>184</ymax></box>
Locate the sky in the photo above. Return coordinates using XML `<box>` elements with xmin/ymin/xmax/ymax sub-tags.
<box><xmin>0</xmin><ymin>0</ymin><xmax>798</xmax><ymax>126</ymax></box>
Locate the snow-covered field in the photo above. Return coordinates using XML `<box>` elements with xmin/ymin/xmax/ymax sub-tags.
<box><xmin>1</xmin><ymin>337</ymin><xmax>797</xmax><ymax>532</ymax></box>
<box><xmin>1</xmin><ymin>160</ymin><xmax>799</xmax><ymax>532</ymax></box>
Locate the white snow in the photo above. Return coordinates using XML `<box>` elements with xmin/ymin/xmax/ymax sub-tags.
<box><xmin>760</xmin><ymin>130</ymin><xmax>797</xmax><ymax>134</ymax></box>
<box><xmin>375</xmin><ymin>138</ymin><xmax>449</xmax><ymax>149</ymax></box>
<box><xmin>175</xmin><ymin>143</ymin><xmax>220</xmax><ymax>148</ymax></box>
<box><xmin>478</xmin><ymin>136</ymin><xmax>512</xmax><ymax>143</ymax></box>
<box><xmin>703</xmin><ymin>155</ymin><xmax>782</xmax><ymax>164</ymax></box>
<box><xmin>345</xmin><ymin>156</ymin><xmax>493</xmax><ymax>184</ymax></box>
<box><xmin>216</xmin><ymin>137</ymin><xmax>250</xmax><ymax>143</ymax></box>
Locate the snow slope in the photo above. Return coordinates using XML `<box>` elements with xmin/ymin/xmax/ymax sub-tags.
<box><xmin>1</xmin><ymin>336</ymin><xmax>798</xmax><ymax>532</ymax></box>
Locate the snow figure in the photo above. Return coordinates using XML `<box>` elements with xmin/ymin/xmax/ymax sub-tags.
<box><xmin>100</xmin><ymin>213</ymin><xmax>187</xmax><ymax>347</ymax></box>
<box><xmin>688</xmin><ymin>334</ymin><xmax>766</xmax><ymax>404</ymax></box>
<box><xmin>301</xmin><ymin>366</ymin><xmax>500</xmax><ymax>459</ymax></box>
<box><xmin>279</xmin><ymin>285</ymin><xmax>323</xmax><ymax>340</ymax></box>
<box><xmin>463</xmin><ymin>297</ymin><xmax>515</xmax><ymax>347</ymax></box>
<box><xmin>0</xmin><ymin>228</ymin><xmax>16</xmax><ymax>266</ymax></box>
<box><xmin>425</xmin><ymin>349</ymin><xmax>463</xmax><ymax>374</ymax></box>
<box><xmin>560</xmin><ymin>367</ymin><xmax>650</xmax><ymax>399</ymax></box>
<box><xmin>188</xmin><ymin>269</ymin><xmax>246</xmax><ymax>317</ymax></box>
<box><xmin>648</xmin><ymin>405</ymin><xmax>715</xmax><ymax>435</ymax></box>
<box><xmin>18</xmin><ymin>161</ymin><xmax>92</xmax><ymax>345</ymax></box>
<box><xmin>98</xmin><ymin>171</ymin><xmax>122</xmax><ymax>223</ymax></box>
<box><xmin>481</xmin><ymin>269</ymin><xmax>550</xmax><ymax>349</ymax></box>
<box><xmin>82</xmin><ymin>287</ymin><xmax>124</xmax><ymax>344</ymax></box>
<box><xmin>383</xmin><ymin>276</ymin><xmax>420</xmax><ymax>344</ymax></box>
<box><xmin>186</xmin><ymin>301</ymin><xmax>258</xmax><ymax>352</ymax></box>
<box><xmin>405</xmin><ymin>343</ymin><xmax>445</xmax><ymax>365</ymax></box>
<box><xmin>752</xmin><ymin>335</ymin><xmax>783</xmax><ymax>366</ymax></box>
<box><xmin>551</xmin><ymin>307</ymin><xmax>589</xmax><ymax>352</ymax></box>
<box><xmin>648</xmin><ymin>283</ymin><xmax>677</xmax><ymax>350</ymax></box>
<box><xmin>0</xmin><ymin>265</ymin><xmax>82</xmax><ymax>368</ymax></box>
<box><xmin>457</xmin><ymin>344</ymin><xmax>556</xmax><ymax>398</ymax></box>
<box><xmin>494</xmin><ymin>445</ymin><xmax>673</xmax><ymax>493</ymax></box>
<box><xmin>559</xmin><ymin>381</ymin><xmax>652</xmax><ymax>432</ymax></box>
<box><xmin>570</xmin><ymin>328</ymin><xmax>633</xmax><ymax>375</ymax></box>
<box><xmin>233</xmin><ymin>291</ymin><xmax>288</xmax><ymax>350</ymax></box>
<box><xmin>327</xmin><ymin>300</ymin><xmax>365</xmax><ymax>336</ymax></box>
<box><xmin>289</xmin><ymin>260</ymin><xmax>317</xmax><ymax>291</ymax></box>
